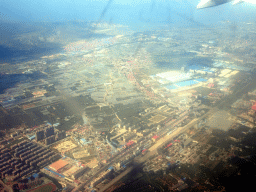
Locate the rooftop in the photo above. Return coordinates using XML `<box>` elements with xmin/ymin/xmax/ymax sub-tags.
<box><xmin>49</xmin><ymin>159</ymin><xmax>69</xmax><ymax>172</ymax></box>
<box><xmin>152</xmin><ymin>135</ymin><xmax>159</xmax><ymax>140</ymax></box>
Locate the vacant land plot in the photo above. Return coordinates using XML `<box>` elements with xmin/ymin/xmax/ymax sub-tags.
<box><xmin>54</xmin><ymin>140</ymin><xmax>77</xmax><ymax>153</ymax></box>
<box><xmin>206</xmin><ymin>110</ymin><xmax>234</xmax><ymax>131</ymax></box>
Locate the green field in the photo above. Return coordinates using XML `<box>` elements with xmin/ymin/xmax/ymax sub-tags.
<box><xmin>28</xmin><ymin>183</ymin><xmax>56</xmax><ymax>192</ymax></box>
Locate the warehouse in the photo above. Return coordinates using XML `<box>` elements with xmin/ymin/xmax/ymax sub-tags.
<box><xmin>49</xmin><ymin>159</ymin><xmax>69</xmax><ymax>172</ymax></box>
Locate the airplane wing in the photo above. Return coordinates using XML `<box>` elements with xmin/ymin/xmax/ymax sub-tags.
<box><xmin>197</xmin><ymin>0</ymin><xmax>233</xmax><ymax>9</ymax></box>
<box><xmin>197</xmin><ymin>0</ymin><xmax>256</xmax><ymax>9</ymax></box>
<box><xmin>233</xmin><ymin>0</ymin><xmax>243</xmax><ymax>4</ymax></box>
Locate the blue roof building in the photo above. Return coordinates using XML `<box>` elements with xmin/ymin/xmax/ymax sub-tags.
<box><xmin>80</xmin><ymin>138</ymin><xmax>92</xmax><ymax>145</ymax></box>
<box><xmin>27</xmin><ymin>135</ymin><xmax>35</xmax><ymax>140</ymax></box>
<box><xmin>53</xmin><ymin>123</ymin><xmax>60</xmax><ymax>127</ymax></box>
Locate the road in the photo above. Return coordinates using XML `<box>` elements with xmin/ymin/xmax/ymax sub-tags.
<box><xmin>98</xmin><ymin>107</ymin><xmax>218</xmax><ymax>191</ymax></box>
<box><xmin>99</xmin><ymin>73</ymin><xmax>256</xmax><ymax>191</ymax></box>
<box><xmin>0</xmin><ymin>179</ymin><xmax>13</xmax><ymax>192</ymax></box>
<box><xmin>74</xmin><ymin>73</ymin><xmax>256</xmax><ymax>192</ymax></box>
<box><xmin>73</xmin><ymin>143</ymin><xmax>139</xmax><ymax>191</ymax></box>
<box><xmin>98</xmin><ymin>167</ymin><xmax>133</xmax><ymax>192</ymax></box>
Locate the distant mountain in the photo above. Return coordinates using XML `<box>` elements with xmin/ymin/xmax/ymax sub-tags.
<box><xmin>0</xmin><ymin>20</ymin><xmax>96</xmax><ymax>61</ymax></box>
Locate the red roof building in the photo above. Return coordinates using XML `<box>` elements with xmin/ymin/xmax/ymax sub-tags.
<box><xmin>165</xmin><ymin>143</ymin><xmax>172</xmax><ymax>148</ymax></box>
<box><xmin>208</xmin><ymin>83</ymin><xmax>214</xmax><ymax>88</ymax></box>
<box><xmin>49</xmin><ymin>159</ymin><xmax>69</xmax><ymax>172</ymax></box>
<box><xmin>142</xmin><ymin>149</ymin><xmax>147</xmax><ymax>153</ymax></box>
<box><xmin>126</xmin><ymin>140</ymin><xmax>134</xmax><ymax>147</ymax></box>
<box><xmin>252</xmin><ymin>104</ymin><xmax>256</xmax><ymax>111</ymax></box>
<box><xmin>152</xmin><ymin>135</ymin><xmax>159</xmax><ymax>142</ymax></box>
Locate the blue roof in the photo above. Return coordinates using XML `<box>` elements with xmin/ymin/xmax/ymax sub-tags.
<box><xmin>195</xmin><ymin>78</ymin><xmax>207</xmax><ymax>82</ymax></box>
<box><xmin>32</xmin><ymin>173</ymin><xmax>39</xmax><ymax>178</ymax></box>
<box><xmin>27</xmin><ymin>173</ymin><xmax>39</xmax><ymax>180</ymax></box>
<box><xmin>28</xmin><ymin>135</ymin><xmax>35</xmax><ymax>140</ymax></box>
<box><xmin>108</xmin><ymin>166</ymin><xmax>114</xmax><ymax>170</ymax></box>
<box><xmin>165</xmin><ymin>84</ymin><xmax>177</xmax><ymax>90</ymax></box>
<box><xmin>188</xmin><ymin>65</ymin><xmax>202</xmax><ymax>70</ymax></box>
<box><xmin>202</xmin><ymin>68</ymin><xmax>215</xmax><ymax>72</ymax></box>
<box><xmin>188</xmin><ymin>65</ymin><xmax>215</xmax><ymax>73</ymax></box>
<box><xmin>81</xmin><ymin>138</ymin><xmax>92</xmax><ymax>145</ymax></box>
<box><xmin>175</xmin><ymin>80</ymin><xmax>197</xmax><ymax>87</ymax></box>
<box><xmin>165</xmin><ymin>78</ymin><xmax>206</xmax><ymax>90</ymax></box>
<box><xmin>44</xmin><ymin>167</ymin><xmax>65</xmax><ymax>178</ymax></box>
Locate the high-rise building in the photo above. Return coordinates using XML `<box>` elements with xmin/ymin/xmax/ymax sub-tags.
<box><xmin>36</xmin><ymin>130</ymin><xmax>45</xmax><ymax>141</ymax></box>
<box><xmin>45</xmin><ymin>127</ymin><xmax>54</xmax><ymax>137</ymax></box>
<box><xmin>45</xmin><ymin>135</ymin><xmax>55</xmax><ymax>145</ymax></box>
<box><xmin>56</xmin><ymin>131</ymin><xmax>66</xmax><ymax>141</ymax></box>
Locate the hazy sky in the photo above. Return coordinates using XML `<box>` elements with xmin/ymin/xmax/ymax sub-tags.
<box><xmin>0</xmin><ymin>0</ymin><xmax>256</xmax><ymax>25</ymax></box>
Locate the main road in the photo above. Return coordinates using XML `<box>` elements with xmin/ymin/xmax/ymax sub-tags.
<box><xmin>76</xmin><ymin>72</ymin><xmax>256</xmax><ymax>191</ymax></box>
<box><xmin>98</xmin><ymin>72</ymin><xmax>256</xmax><ymax>191</ymax></box>
<box><xmin>98</xmin><ymin>107</ymin><xmax>218</xmax><ymax>192</ymax></box>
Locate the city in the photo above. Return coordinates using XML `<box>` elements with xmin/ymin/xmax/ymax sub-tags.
<box><xmin>1</xmin><ymin>20</ymin><xmax>256</xmax><ymax>192</ymax></box>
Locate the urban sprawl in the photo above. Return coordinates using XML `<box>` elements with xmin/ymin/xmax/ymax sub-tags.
<box><xmin>1</xmin><ymin>22</ymin><xmax>256</xmax><ymax>192</ymax></box>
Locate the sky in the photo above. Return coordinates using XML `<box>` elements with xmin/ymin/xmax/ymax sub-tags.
<box><xmin>0</xmin><ymin>0</ymin><xmax>256</xmax><ymax>27</ymax></box>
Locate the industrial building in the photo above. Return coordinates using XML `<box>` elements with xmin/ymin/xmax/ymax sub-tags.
<box><xmin>90</xmin><ymin>169</ymin><xmax>111</xmax><ymax>188</ymax></box>
<box><xmin>71</xmin><ymin>167</ymin><xmax>90</xmax><ymax>180</ymax></box>
<box><xmin>49</xmin><ymin>159</ymin><xmax>69</xmax><ymax>172</ymax></box>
